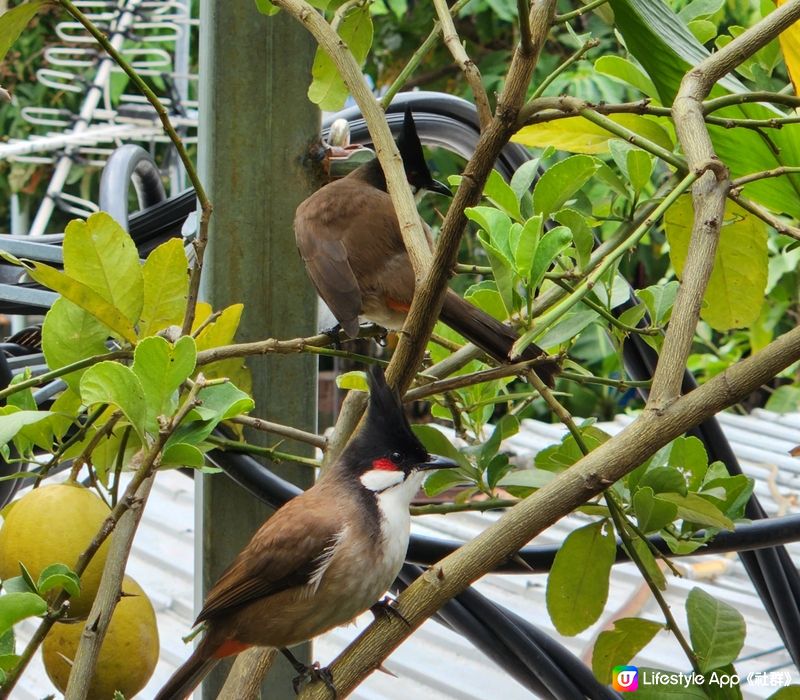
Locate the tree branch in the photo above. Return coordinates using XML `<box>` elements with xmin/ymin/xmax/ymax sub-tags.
<box><xmin>298</xmin><ymin>320</ymin><xmax>800</xmax><ymax>700</ymax></box>
<box><xmin>649</xmin><ymin>0</ymin><xmax>800</xmax><ymax>408</ymax></box>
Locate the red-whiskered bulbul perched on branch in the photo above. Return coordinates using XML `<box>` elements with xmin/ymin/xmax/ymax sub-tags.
<box><xmin>154</xmin><ymin>366</ymin><xmax>456</xmax><ymax>700</ymax></box>
<box><xmin>295</xmin><ymin>107</ymin><xmax>560</xmax><ymax>385</ymax></box>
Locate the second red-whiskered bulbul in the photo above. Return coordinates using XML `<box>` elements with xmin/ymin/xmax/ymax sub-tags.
<box><xmin>155</xmin><ymin>366</ymin><xmax>456</xmax><ymax>700</ymax></box>
<box><xmin>295</xmin><ymin>107</ymin><xmax>560</xmax><ymax>385</ymax></box>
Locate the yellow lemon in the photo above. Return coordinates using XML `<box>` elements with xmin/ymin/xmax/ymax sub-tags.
<box><xmin>0</xmin><ymin>483</ymin><xmax>111</xmax><ymax>618</ymax></box>
<box><xmin>42</xmin><ymin>575</ymin><xmax>159</xmax><ymax>699</ymax></box>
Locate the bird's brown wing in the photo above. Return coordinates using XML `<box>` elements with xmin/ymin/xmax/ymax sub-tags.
<box><xmin>295</xmin><ymin>203</ymin><xmax>363</xmax><ymax>337</ymax></box>
<box><xmin>195</xmin><ymin>496</ymin><xmax>343</xmax><ymax>623</ymax></box>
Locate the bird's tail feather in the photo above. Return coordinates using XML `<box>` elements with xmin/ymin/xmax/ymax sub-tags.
<box><xmin>154</xmin><ymin>639</ymin><xmax>219</xmax><ymax>700</ymax></box>
<box><xmin>441</xmin><ymin>290</ymin><xmax>559</xmax><ymax>385</ymax></box>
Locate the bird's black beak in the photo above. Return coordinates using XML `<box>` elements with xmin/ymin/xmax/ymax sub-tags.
<box><xmin>428</xmin><ymin>179</ymin><xmax>452</xmax><ymax>197</ymax></box>
<box><xmin>416</xmin><ymin>454</ymin><xmax>459</xmax><ymax>471</ymax></box>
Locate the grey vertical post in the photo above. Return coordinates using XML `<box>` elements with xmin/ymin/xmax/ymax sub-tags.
<box><xmin>197</xmin><ymin>3</ymin><xmax>319</xmax><ymax>697</ymax></box>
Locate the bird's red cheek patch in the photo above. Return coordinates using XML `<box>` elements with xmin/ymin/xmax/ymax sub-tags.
<box><xmin>372</xmin><ymin>458</ymin><xmax>399</xmax><ymax>471</ymax></box>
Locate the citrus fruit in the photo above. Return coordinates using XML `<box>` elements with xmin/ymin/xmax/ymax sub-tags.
<box><xmin>42</xmin><ymin>575</ymin><xmax>160</xmax><ymax>699</ymax></box>
<box><xmin>0</xmin><ymin>483</ymin><xmax>112</xmax><ymax>618</ymax></box>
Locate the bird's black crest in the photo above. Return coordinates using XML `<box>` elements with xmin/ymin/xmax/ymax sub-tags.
<box><xmin>395</xmin><ymin>107</ymin><xmax>429</xmax><ymax>181</ymax></box>
<box><xmin>340</xmin><ymin>366</ymin><xmax>429</xmax><ymax>472</ymax></box>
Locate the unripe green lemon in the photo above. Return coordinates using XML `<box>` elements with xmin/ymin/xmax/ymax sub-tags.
<box><xmin>42</xmin><ymin>575</ymin><xmax>160</xmax><ymax>699</ymax></box>
<box><xmin>0</xmin><ymin>483</ymin><xmax>111</xmax><ymax>618</ymax></box>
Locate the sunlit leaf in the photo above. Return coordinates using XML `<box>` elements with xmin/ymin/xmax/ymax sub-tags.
<box><xmin>665</xmin><ymin>196</ymin><xmax>767</xmax><ymax>331</ymax></box>
<box><xmin>140</xmin><ymin>238</ymin><xmax>189</xmax><ymax>337</ymax></box>
<box><xmin>80</xmin><ymin>362</ymin><xmax>147</xmax><ymax>440</ymax></box>
<box><xmin>308</xmin><ymin>5</ymin><xmax>372</xmax><ymax>110</ymax></box>
<box><xmin>63</xmin><ymin>213</ymin><xmax>143</xmax><ymax>326</ymax></box>
<box><xmin>513</xmin><ymin>115</ymin><xmax>672</xmax><ymax>156</ymax></box>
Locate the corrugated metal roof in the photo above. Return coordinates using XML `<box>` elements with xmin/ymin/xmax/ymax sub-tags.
<box><xmin>14</xmin><ymin>408</ymin><xmax>800</xmax><ymax>698</ymax></box>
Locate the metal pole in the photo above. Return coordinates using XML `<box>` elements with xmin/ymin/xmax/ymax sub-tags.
<box><xmin>196</xmin><ymin>2</ymin><xmax>319</xmax><ymax>698</ymax></box>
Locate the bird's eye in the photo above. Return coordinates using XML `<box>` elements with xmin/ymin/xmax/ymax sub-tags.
<box><xmin>390</xmin><ymin>452</ymin><xmax>402</xmax><ymax>462</ymax></box>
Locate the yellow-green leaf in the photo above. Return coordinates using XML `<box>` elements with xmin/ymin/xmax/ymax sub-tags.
<box><xmin>24</xmin><ymin>261</ymin><xmax>137</xmax><ymax>344</ymax></box>
<box><xmin>777</xmin><ymin>0</ymin><xmax>800</xmax><ymax>93</ymax></box>
<box><xmin>512</xmin><ymin>114</ymin><xmax>673</xmax><ymax>155</ymax></box>
<box><xmin>308</xmin><ymin>5</ymin><xmax>373</xmax><ymax>111</ymax></box>
<box><xmin>140</xmin><ymin>238</ymin><xmax>189</xmax><ymax>337</ymax></box>
<box><xmin>42</xmin><ymin>299</ymin><xmax>114</xmax><ymax>392</ymax></box>
<box><xmin>63</xmin><ymin>213</ymin><xmax>143</xmax><ymax>326</ymax></box>
<box><xmin>0</xmin><ymin>1</ymin><xmax>48</xmax><ymax>64</ymax></box>
<box><xmin>665</xmin><ymin>196</ymin><xmax>767</xmax><ymax>331</ymax></box>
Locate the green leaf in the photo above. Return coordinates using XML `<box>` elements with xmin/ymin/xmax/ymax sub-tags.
<box><xmin>633</xmin><ymin>487</ymin><xmax>678</xmax><ymax>533</ymax></box>
<box><xmin>161</xmin><ymin>443</ymin><xmax>205</xmax><ymax>469</ymax></box>
<box><xmin>497</xmin><ymin>467</ymin><xmax>555</xmax><ymax>492</ymax></box>
<box><xmin>23</xmin><ymin>261</ymin><xmax>137</xmax><ymax>344</ymax></box>
<box><xmin>423</xmin><ymin>469</ymin><xmax>467</xmax><ymax>497</ymax></box>
<box><xmin>0</xmin><ymin>1</ymin><xmax>47</xmax><ymax>64</ymax></box>
<box><xmin>553</xmin><ymin>208</ymin><xmax>593</xmax><ymax>269</ymax></box>
<box><xmin>667</xmin><ymin>436</ymin><xmax>709</xmax><ymax>490</ymax></box>
<box><xmin>536</xmin><ymin>425</ymin><xmax>609</xmax><ymax>472</ymax></box>
<box><xmin>0</xmin><ymin>411</ymin><xmax>52</xmax><ymax>450</ymax></box>
<box><xmin>665</xmin><ymin>196</ymin><xmax>767</xmax><ymax>331</ymax></box>
<box><xmin>254</xmin><ymin>0</ymin><xmax>280</xmax><ymax>15</ymax></box>
<box><xmin>483</xmin><ymin>170</ymin><xmax>522</xmax><ymax>222</ymax></box>
<box><xmin>547</xmin><ymin>520</ymin><xmax>616</xmax><ymax>635</ymax></box>
<box><xmin>678</xmin><ymin>0</ymin><xmax>724</xmax><ymax>21</ymax></box>
<box><xmin>609</xmin><ymin>0</ymin><xmax>800</xmax><ymax>219</ymax></box>
<box><xmin>512</xmin><ymin>216</ymin><xmax>542</xmax><ymax>279</ymax></box>
<box><xmin>37</xmin><ymin>564</ymin><xmax>80</xmax><ymax>598</ymax></box>
<box><xmin>593</xmin><ymin>617</ymin><xmax>663</xmax><ymax>683</ymax></box>
<box><xmin>132</xmin><ymin>336</ymin><xmax>197</xmax><ymax>431</ymax></box>
<box><xmin>536</xmin><ymin>309</ymin><xmax>599</xmax><ymax>349</ymax></box>
<box><xmin>477</xmin><ymin>233</ymin><xmax>516</xmax><ymax>317</ymax></box>
<box><xmin>639</xmin><ymin>281</ymin><xmax>679</xmax><ymax>326</ymax></box>
<box><xmin>686</xmin><ymin>587</ymin><xmax>745</xmax><ymax>673</ymax></box>
<box><xmin>765</xmin><ymin>386</ymin><xmax>800</xmax><ymax>414</ymax></box>
<box><xmin>80</xmin><ymin>362</ymin><xmax>147</xmax><ymax>440</ymax></box>
<box><xmin>42</xmin><ymin>299</ymin><xmax>110</xmax><ymax>392</ymax></box>
<box><xmin>193</xmin><ymin>383</ymin><xmax>253</xmax><ymax>422</ymax></box>
<box><xmin>639</xmin><ymin>466</ymin><xmax>687</xmax><ymax>496</ymax></box>
<box><xmin>308</xmin><ymin>5</ymin><xmax>372</xmax><ymax>110</ymax></box>
<box><xmin>532</xmin><ymin>155</ymin><xmax>600</xmax><ymax>218</ymax></box>
<box><xmin>514</xmin><ymin>116</ymin><xmax>672</xmax><ymax>156</ymax></box>
<box><xmin>464</xmin><ymin>282</ymin><xmax>507</xmax><ymax>322</ymax></box>
<box><xmin>468</xmin><ymin>206</ymin><xmax>513</xmax><ymax>260</ymax></box>
<box><xmin>657</xmin><ymin>493</ymin><xmax>733</xmax><ymax>530</ymax></box>
<box><xmin>688</xmin><ymin>19</ymin><xmax>717</xmax><ymax>44</ymax></box>
<box><xmin>0</xmin><ymin>629</ymin><xmax>14</xmax><ymax>656</ymax></box>
<box><xmin>631</xmin><ymin>535</ymin><xmax>667</xmax><ymax>590</ymax></box>
<box><xmin>593</xmin><ymin>55</ymin><xmax>659</xmax><ymax>98</ymax></box>
<box><xmin>140</xmin><ymin>238</ymin><xmax>189</xmax><ymax>337</ymax></box>
<box><xmin>530</xmin><ymin>226</ymin><xmax>572</xmax><ymax>291</ymax></box>
<box><xmin>63</xmin><ymin>213</ymin><xmax>143</xmax><ymax>327</ymax></box>
<box><xmin>0</xmin><ymin>593</ymin><xmax>47</xmax><ymax>637</ymax></box>
<box><xmin>626</xmin><ymin>147</ymin><xmax>655</xmax><ymax>195</ymax></box>
<box><xmin>509</xmin><ymin>159</ymin><xmax>540</xmax><ymax>203</ymax></box>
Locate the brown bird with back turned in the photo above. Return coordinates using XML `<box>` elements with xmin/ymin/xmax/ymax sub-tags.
<box><xmin>295</xmin><ymin>107</ymin><xmax>559</xmax><ymax>385</ymax></box>
<box><xmin>154</xmin><ymin>366</ymin><xmax>456</xmax><ymax>699</ymax></box>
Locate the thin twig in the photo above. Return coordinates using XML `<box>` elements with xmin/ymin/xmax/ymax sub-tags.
<box><xmin>530</xmin><ymin>38</ymin><xmax>599</xmax><ymax>100</ymax></box>
<box><xmin>432</xmin><ymin>0</ymin><xmax>492</xmax><ymax>128</ymax></box>
<box><xmin>230</xmin><ymin>415</ymin><xmax>327</xmax><ymax>450</ymax></box>
<box><xmin>553</xmin><ymin>0</ymin><xmax>609</xmax><ymax>24</ymax></box>
<box><xmin>731</xmin><ymin>166</ymin><xmax>800</xmax><ymax>189</ymax></box>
